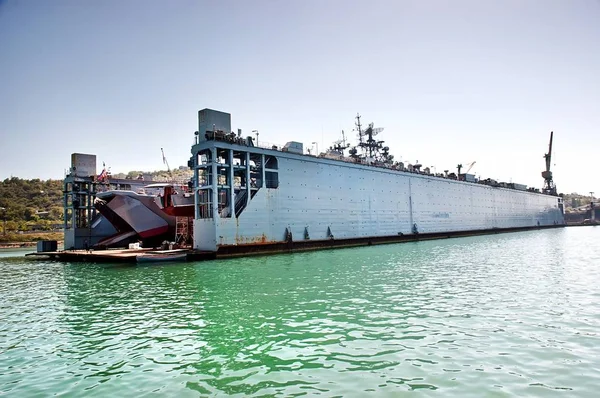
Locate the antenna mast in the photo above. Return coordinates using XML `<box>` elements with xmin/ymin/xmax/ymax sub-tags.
<box><xmin>331</xmin><ymin>130</ymin><xmax>350</xmax><ymax>154</ymax></box>
<box><xmin>355</xmin><ymin>114</ymin><xmax>363</xmax><ymax>145</ymax></box>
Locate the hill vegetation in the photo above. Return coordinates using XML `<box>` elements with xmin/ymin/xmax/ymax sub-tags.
<box><xmin>0</xmin><ymin>177</ymin><xmax>64</xmax><ymax>232</ymax></box>
<box><xmin>111</xmin><ymin>167</ymin><xmax>193</xmax><ymax>184</ymax></box>
<box><xmin>0</xmin><ymin>167</ymin><xmax>192</xmax><ymax>235</ymax></box>
<box><xmin>564</xmin><ymin>193</ymin><xmax>596</xmax><ymax>211</ymax></box>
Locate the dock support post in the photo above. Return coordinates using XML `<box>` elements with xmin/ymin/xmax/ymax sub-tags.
<box><xmin>211</xmin><ymin>148</ymin><xmax>218</xmax><ymax>218</ymax></box>
<box><xmin>261</xmin><ymin>154</ymin><xmax>265</xmax><ymax>188</ymax></box>
<box><xmin>228</xmin><ymin>149</ymin><xmax>234</xmax><ymax>216</ymax></box>
<box><xmin>245</xmin><ymin>152</ymin><xmax>251</xmax><ymax>207</ymax></box>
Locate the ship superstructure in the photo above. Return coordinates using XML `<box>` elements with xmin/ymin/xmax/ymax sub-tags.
<box><xmin>189</xmin><ymin>109</ymin><xmax>565</xmax><ymax>255</ymax></box>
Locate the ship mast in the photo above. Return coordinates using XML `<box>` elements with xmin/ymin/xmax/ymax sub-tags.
<box><xmin>356</xmin><ymin>115</ymin><xmax>385</xmax><ymax>159</ymax></box>
<box><xmin>330</xmin><ymin>130</ymin><xmax>350</xmax><ymax>154</ymax></box>
<box><xmin>542</xmin><ymin>131</ymin><xmax>557</xmax><ymax>195</ymax></box>
<box><xmin>349</xmin><ymin>113</ymin><xmax>392</xmax><ymax>164</ymax></box>
<box><xmin>356</xmin><ymin>113</ymin><xmax>364</xmax><ymax>145</ymax></box>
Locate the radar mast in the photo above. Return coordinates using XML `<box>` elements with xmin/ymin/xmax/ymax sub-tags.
<box><xmin>353</xmin><ymin>113</ymin><xmax>388</xmax><ymax>162</ymax></box>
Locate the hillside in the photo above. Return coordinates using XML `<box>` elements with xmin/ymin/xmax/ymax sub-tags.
<box><xmin>110</xmin><ymin>167</ymin><xmax>193</xmax><ymax>184</ymax></box>
<box><xmin>0</xmin><ymin>167</ymin><xmax>191</xmax><ymax>233</ymax></box>
<box><xmin>0</xmin><ymin>178</ymin><xmax>64</xmax><ymax>232</ymax></box>
<box><xmin>564</xmin><ymin>193</ymin><xmax>596</xmax><ymax>211</ymax></box>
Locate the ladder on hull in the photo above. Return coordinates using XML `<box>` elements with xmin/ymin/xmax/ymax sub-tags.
<box><xmin>175</xmin><ymin>216</ymin><xmax>193</xmax><ymax>247</ymax></box>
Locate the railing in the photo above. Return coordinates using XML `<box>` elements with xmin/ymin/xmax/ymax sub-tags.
<box><xmin>254</xmin><ymin>140</ymin><xmax>283</xmax><ymax>151</ymax></box>
<box><xmin>234</xmin><ymin>190</ymin><xmax>248</xmax><ymax>218</ymax></box>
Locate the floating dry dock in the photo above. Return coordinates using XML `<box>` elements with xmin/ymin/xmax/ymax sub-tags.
<box><xmin>44</xmin><ymin>109</ymin><xmax>565</xmax><ymax>262</ymax></box>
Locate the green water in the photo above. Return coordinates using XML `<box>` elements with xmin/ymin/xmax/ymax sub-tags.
<box><xmin>1</xmin><ymin>227</ymin><xmax>599</xmax><ymax>397</ymax></box>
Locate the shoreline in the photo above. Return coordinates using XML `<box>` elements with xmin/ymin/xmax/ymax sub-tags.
<box><xmin>0</xmin><ymin>241</ymin><xmax>64</xmax><ymax>249</ymax></box>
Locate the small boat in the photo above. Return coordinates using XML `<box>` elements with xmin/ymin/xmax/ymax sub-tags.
<box><xmin>136</xmin><ymin>250</ymin><xmax>187</xmax><ymax>263</ymax></box>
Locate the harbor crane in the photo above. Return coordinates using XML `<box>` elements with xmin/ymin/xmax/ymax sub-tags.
<box><xmin>542</xmin><ymin>131</ymin><xmax>557</xmax><ymax>195</ymax></box>
<box><xmin>457</xmin><ymin>161</ymin><xmax>476</xmax><ymax>176</ymax></box>
<box><xmin>161</xmin><ymin>147</ymin><xmax>172</xmax><ymax>178</ymax></box>
<box><xmin>465</xmin><ymin>161</ymin><xmax>476</xmax><ymax>174</ymax></box>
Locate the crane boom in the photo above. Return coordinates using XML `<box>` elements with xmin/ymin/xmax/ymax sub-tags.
<box><xmin>542</xmin><ymin>131</ymin><xmax>556</xmax><ymax>195</ymax></box>
<box><xmin>545</xmin><ymin>131</ymin><xmax>553</xmax><ymax>173</ymax></box>
<box><xmin>465</xmin><ymin>161</ymin><xmax>476</xmax><ymax>174</ymax></box>
<box><xmin>161</xmin><ymin>148</ymin><xmax>171</xmax><ymax>174</ymax></box>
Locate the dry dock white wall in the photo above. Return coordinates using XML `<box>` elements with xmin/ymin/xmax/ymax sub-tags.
<box><xmin>194</xmin><ymin>151</ymin><xmax>563</xmax><ymax>251</ymax></box>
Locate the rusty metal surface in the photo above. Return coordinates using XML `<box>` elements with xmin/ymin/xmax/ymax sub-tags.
<box><xmin>211</xmin><ymin>224</ymin><xmax>565</xmax><ymax>258</ymax></box>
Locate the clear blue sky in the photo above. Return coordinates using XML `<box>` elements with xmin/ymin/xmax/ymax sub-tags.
<box><xmin>1</xmin><ymin>0</ymin><xmax>598</xmax><ymax>194</ymax></box>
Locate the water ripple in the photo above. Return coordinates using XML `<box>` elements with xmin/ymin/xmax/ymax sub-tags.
<box><xmin>1</xmin><ymin>228</ymin><xmax>600</xmax><ymax>396</ymax></box>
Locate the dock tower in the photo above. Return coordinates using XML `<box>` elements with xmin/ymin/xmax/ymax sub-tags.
<box><xmin>189</xmin><ymin>109</ymin><xmax>283</xmax><ymax>251</ymax></box>
<box><xmin>63</xmin><ymin>154</ymin><xmax>102</xmax><ymax>249</ymax></box>
<box><xmin>63</xmin><ymin>154</ymin><xmax>143</xmax><ymax>249</ymax></box>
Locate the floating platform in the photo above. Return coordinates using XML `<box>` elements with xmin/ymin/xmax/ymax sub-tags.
<box><xmin>26</xmin><ymin>224</ymin><xmax>567</xmax><ymax>264</ymax></box>
<box><xmin>26</xmin><ymin>248</ymin><xmax>216</xmax><ymax>263</ymax></box>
